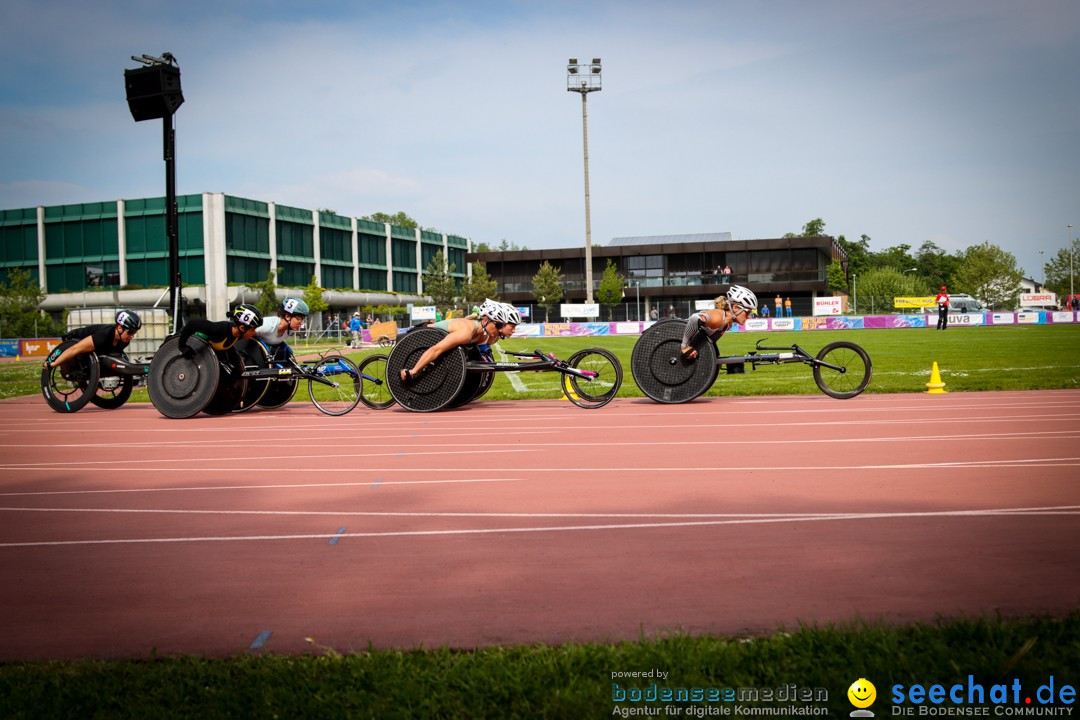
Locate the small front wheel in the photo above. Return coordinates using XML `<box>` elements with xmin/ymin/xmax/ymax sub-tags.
<box><xmin>357</xmin><ymin>353</ymin><xmax>396</xmax><ymax>410</ymax></box>
<box><xmin>308</xmin><ymin>356</ymin><xmax>362</xmax><ymax>416</ymax></box>
<box><xmin>563</xmin><ymin>348</ymin><xmax>622</xmax><ymax>409</ymax></box>
<box><xmin>812</xmin><ymin>341</ymin><xmax>872</xmax><ymax>399</ymax></box>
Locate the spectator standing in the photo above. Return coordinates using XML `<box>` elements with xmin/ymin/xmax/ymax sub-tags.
<box><xmin>349</xmin><ymin>312</ymin><xmax>363</xmax><ymax>348</ymax></box>
<box><xmin>935</xmin><ymin>286</ymin><xmax>950</xmax><ymax>330</ymax></box>
<box><xmin>775</xmin><ymin>294</ymin><xmax>783</xmax><ymax>317</ymax></box>
<box><xmin>649</xmin><ymin>307</ymin><xmax>658</xmax><ymax>321</ymax></box>
<box><xmin>1071</xmin><ymin>296</ymin><xmax>1079</xmax><ymax>311</ymax></box>
<box><xmin>761</xmin><ymin>303</ymin><xmax>770</xmax><ymax>318</ymax></box>
<box><xmin>785</xmin><ymin>298</ymin><xmax>793</xmax><ymax>317</ymax></box>
<box><xmin>721</xmin><ymin>264</ymin><xmax>731</xmax><ymax>284</ymax></box>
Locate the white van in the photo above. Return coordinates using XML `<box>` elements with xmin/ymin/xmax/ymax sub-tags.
<box><xmin>948</xmin><ymin>294</ymin><xmax>985</xmax><ymax>313</ymax></box>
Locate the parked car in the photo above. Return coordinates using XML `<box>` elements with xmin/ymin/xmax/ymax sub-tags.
<box><xmin>948</xmin><ymin>294</ymin><xmax>985</xmax><ymax>313</ymax></box>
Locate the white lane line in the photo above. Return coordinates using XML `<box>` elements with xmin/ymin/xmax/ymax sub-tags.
<box><xmin>1</xmin><ymin>428</ymin><xmax>1076</xmax><ymax>451</ymax></box>
<box><xmin>2</xmin><ymin>506</ymin><xmax>1077</xmax><ymax>548</ymax></box>
<box><xmin>0</xmin><ymin>477</ymin><xmax>521</xmax><ymax>497</ymax></box>
<box><xmin>2</xmin><ymin>457</ymin><xmax>1079</xmax><ymax>483</ymax></box>
<box><xmin>0</xmin><ymin>447</ymin><xmax>535</xmax><ymax>469</ymax></box>
<box><xmin>3</xmin><ymin>504</ymin><xmax>1079</xmax><ymax>519</ymax></box>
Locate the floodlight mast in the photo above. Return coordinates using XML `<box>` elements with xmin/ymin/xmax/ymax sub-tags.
<box><xmin>567</xmin><ymin>58</ymin><xmax>601</xmax><ymax>304</ymax></box>
<box><xmin>125</xmin><ymin>51</ymin><xmax>183</xmax><ymax>333</ymax></box>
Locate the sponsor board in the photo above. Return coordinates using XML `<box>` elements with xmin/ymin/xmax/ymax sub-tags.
<box><xmin>1016</xmin><ymin>312</ymin><xmax>1042</xmax><ymax>324</ymax></box>
<box><xmin>894</xmin><ymin>296</ymin><xmax>936</xmax><ymax>309</ymax></box>
<box><xmin>411</xmin><ymin>305</ymin><xmax>436</xmax><ymax>321</ymax></box>
<box><xmin>560</xmin><ymin>303</ymin><xmax>600</xmax><ymax>318</ymax></box>
<box><xmin>744</xmin><ymin>318</ymin><xmax>769</xmax><ymax>332</ymax></box>
<box><xmin>1051</xmin><ymin>311</ymin><xmax>1077</xmax><ymax>323</ymax></box>
<box><xmin>813</xmin><ymin>297</ymin><xmax>844</xmax><ymax>315</ymax></box>
<box><xmin>19</xmin><ymin>338</ymin><xmax>63</xmax><ymax>357</ymax></box>
<box><xmin>514</xmin><ymin>323</ymin><xmax>542</xmax><ymax>337</ymax></box>
<box><xmin>694</xmin><ymin>299</ymin><xmax>714</xmax><ymax>311</ymax></box>
<box><xmin>991</xmin><ymin>313</ymin><xmax>1015</xmax><ymax>325</ymax></box>
<box><xmin>1020</xmin><ymin>292</ymin><xmax>1056</xmax><ymax>307</ymax></box>
<box><xmin>615</xmin><ymin>322</ymin><xmax>642</xmax><ymax>335</ymax></box>
<box><xmin>770</xmin><ymin>318</ymin><xmax>796</xmax><ymax>331</ymax></box>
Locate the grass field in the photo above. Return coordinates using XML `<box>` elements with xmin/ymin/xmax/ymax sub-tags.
<box><xmin>3</xmin><ymin>324</ymin><xmax>1078</xmax><ymax>716</ymax></box>
<box><xmin>5</xmin><ymin>324</ymin><xmax>1079</xmax><ymax>403</ymax></box>
<box><xmin>2</xmin><ymin>613</ymin><xmax>1077</xmax><ymax>717</ymax></box>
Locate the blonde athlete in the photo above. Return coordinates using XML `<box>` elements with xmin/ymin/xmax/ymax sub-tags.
<box><xmin>679</xmin><ymin>285</ymin><xmax>758</xmax><ymax>360</ymax></box>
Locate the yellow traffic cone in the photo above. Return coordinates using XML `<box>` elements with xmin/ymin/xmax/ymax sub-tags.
<box><xmin>926</xmin><ymin>361</ymin><xmax>947</xmax><ymax>394</ymax></box>
<box><xmin>561</xmin><ymin>378</ymin><xmax>580</xmax><ymax>402</ymax></box>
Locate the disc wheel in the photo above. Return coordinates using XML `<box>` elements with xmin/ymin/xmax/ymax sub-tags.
<box><xmin>812</xmin><ymin>341</ymin><xmax>873</xmax><ymax>399</ymax></box>
<box><xmin>356</xmin><ymin>354</ymin><xmax>395</xmax><ymax>410</ymax></box>
<box><xmin>147</xmin><ymin>337</ymin><xmax>221</xmax><ymax>419</ymax></box>
<box><xmin>41</xmin><ymin>340</ymin><xmax>98</xmax><ymax>413</ymax></box>
<box><xmin>386</xmin><ymin>328</ymin><xmax>467</xmax><ymax>412</ymax></box>
<box><xmin>562</xmin><ymin>347</ymin><xmax>623</xmax><ymax>409</ymax></box>
<box><xmin>307</xmin><ymin>355</ymin><xmax>362</xmax><ymax>416</ymax></box>
<box><xmin>630</xmin><ymin>319</ymin><xmax>718</xmax><ymax>404</ymax></box>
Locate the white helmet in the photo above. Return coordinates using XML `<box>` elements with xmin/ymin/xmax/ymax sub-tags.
<box><xmin>726</xmin><ymin>285</ymin><xmax>758</xmax><ymax>312</ymax></box>
<box><xmin>500</xmin><ymin>303</ymin><xmax>522</xmax><ymax>325</ymax></box>
<box><xmin>478</xmin><ymin>299</ymin><xmax>520</xmax><ymax>325</ymax></box>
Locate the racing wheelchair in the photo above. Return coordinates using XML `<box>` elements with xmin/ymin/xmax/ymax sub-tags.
<box><xmin>41</xmin><ymin>341</ymin><xmax>150</xmax><ymax>413</ymax></box>
<box><xmin>385</xmin><ymin>327</ymin><xmax>622</xmax><ymax>412</ymax></box>
<box><xmin>630</xmin><ymin>318</ymin><xmax>872</xmax><ymax>403</ymax></box>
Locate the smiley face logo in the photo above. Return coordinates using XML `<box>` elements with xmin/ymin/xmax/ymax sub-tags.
<box><xmin>848</xmin><ymin>678</ymin><xmax>876</xmax><ymax>708</ymax></box>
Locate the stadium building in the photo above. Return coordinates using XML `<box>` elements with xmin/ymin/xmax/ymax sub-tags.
<box><xmin>0</xmin><ymin>193</ymin><xmax>471</xmax><ymax>325</ymax></box>
<box><xmin>467</xmin><ymin>232</ymin><xmax>847</xmax><ymax>321</ymax></box>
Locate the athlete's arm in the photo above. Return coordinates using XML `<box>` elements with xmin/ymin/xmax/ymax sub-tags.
<box><xmin>45</xmin><ymin>334</ymin><xmax>95</xmax><ymax>368</ymax></box>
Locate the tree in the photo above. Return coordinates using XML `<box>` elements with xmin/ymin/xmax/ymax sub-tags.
<box><xmin>249</xmin><ymin>268</ymin><xmax>280</xmax><ymax>317</ymax></box>
<box><xmin>951</xmin><ymin>241</ymin><xmax>1024</xmax><ymax>309</ymax></box>
<box><xmin>851</xmin><ymin>267</ymin><xmax>925</xmax><ymax>314</ymax></box>
<box><xmin>497</xmin><ymin>239</ymin><xmax>529</xmax><ymax>251</ymax></box>
<box><xmin>0</xmin><ymin>267</ymin><xmax>65</xmax><ymax>337</ymax></box>
<box><xmin>461</xmin><ymin>263</ymin><xmax>497</xmax><ymax>307</ymax></box>
<box><xmin>826</xmin><ymin>260</ymin><xmax>847</xmax><ymax>292</ymax></box>
<box><xmin>361</xmin><ymin>211</ymin><xmax>418</xmax><ymax>229</ymax></box>
<box><xmin>532</xmin><ymin>261</ymin><xmax>564</xmax><ymax>322</ymax></box>
<box><xmin>914</xmin><ymin>241</ymin><xmax>961</xmax><ymax>292</ymax></box>
<box><xmin>1042</xmin><ymin>239</ymin><xmax>1080</xmax><ymax>300</ymax></box>
<box><xmin>595</xmin><ymin>259</ymin><xmax>626</xmax><ymax>320</ymax></box>
<box><xmin>302</xmin><ymin>275</ymin><xmax>330</xmax><ymax>317</ymax></box>
<box><xmin>422</xmin><ymin>251</ymin><xmax>458</xmax><ymax>311</ymax></box>
<box><xmin>868</xmin><ymin>244</ymin><xmax>916</xmax><ymax>273</ymax></box>
<box><xmin>784</xmin><ymin>218</ymin><xmax>827</xmax><ymax>238</ymax></box>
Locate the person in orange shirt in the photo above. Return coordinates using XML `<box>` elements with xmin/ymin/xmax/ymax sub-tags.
<box><xmin>934</xmin><ymin>286</ymin><xmax>950</xmax><ymax>330</ymax></box>
<box><xmin>784</xmin><ymin>297</ymin><xmax>793</xmax><ymax>317</ymax></box>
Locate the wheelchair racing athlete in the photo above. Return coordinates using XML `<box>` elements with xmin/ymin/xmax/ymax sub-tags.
<box><xmin>253</xmin><ymin>297</ymin><xmax>308</xmax><ymax>362</ymax></box>
<box><xmin>399</xmin><ymin>299</ymin><xmax>520</xmax><ymax>381</ymax></box>
<box><xmin>679</xmin><ymin>285</ymin><xmax>758</xmax><ymax>360</ymax></box>
<box><xmin>177</xmin><ymin>304</ymin><xmax>263</xmax><ymax>357</ymax></box>
<box><xmin>44</xmin><ymin>309</ymin><xmax>142</xmax><ymax>370</ymax></box>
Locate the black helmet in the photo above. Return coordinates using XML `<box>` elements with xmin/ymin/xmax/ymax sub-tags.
<box><xmin>230</xmin><ymin>303</ymin><xmax>263</xmax><ymax>330</ymax></box>
<box><xmin>115</xmin><ymin>309</ymin><xmax>142</xmax><ymax>333</ymax></box>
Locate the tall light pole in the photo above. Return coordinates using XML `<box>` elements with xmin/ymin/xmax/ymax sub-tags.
<box><xmin>568</xmin><ymin>57</ymin><xmax>601</xmax><ymax>304</ymax></box>
<box><xmin>852</xmin><ymin>273</ymin><xmax>858</xmax><ymax>314</ymax></box>
<box><xmin>1069</xmin><ymin>225</ymin><xmax>1074</xmax><ymax>299</ymax></box>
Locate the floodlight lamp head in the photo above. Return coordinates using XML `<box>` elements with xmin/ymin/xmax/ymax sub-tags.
<box><xmin>592</xmin><ymin>58</ymin><xmax>601</xmax><ymax>64</ymax></box>
<box><xmin>569</xmin><ymin>57</ymin><xmax>578</xmax><ymax>64</ymax></box>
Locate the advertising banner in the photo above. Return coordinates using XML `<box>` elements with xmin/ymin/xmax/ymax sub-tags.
<box><xmin>1020</xmin><ymin>293</ymin><xmax>1056</xmax><ymax>307</ymax></box>
<box><xmin>560</xmin><ymin>303</ymin><xmax>600</xmax><ymax>318</ymax></box>
<box><xmin>864</xmin><ymin>315</ymin><xmax>927</xmax><ymax>329</ymax></box>
<box><xmin>615</xmin><ymin>322</ymin><xmax>642</xmax><ymax>335</ymax></box>
<box><xmin>514</xmin><ymin>323</ymin><xmax>543</xmax><ymax>337</ymax></box>
<box><xmin>19</xmin><ymin>338</ymin><xmax>62</xmax><ymax>357</ymax></box>
<box><xmin>694</xmin><ymin>299</ymin><xmax>714</xmax><ymax>311</ymax></box>
<box><xmin>0</xmin><ymin>339</ymin><xmax>20</xmax><ymax>357</ymax></box>
<box><xmin>894</xmin><ymin>296</ymin><xmax>936</xmax><ymax>309</ymax></box>
<box><xmin>743</xmin><ymin>319</ymin><xmax>769</xmax><ymax>332</ymax></box>
<box><xmin>516</xmin><ymin>306</ymin><xmax>531</xmax><ymax>318</ymax></box>
<box><xmin>812</xmin><ymin>297</ymin><xmax>844</xmax><ymax>316</ymax></box>
<box><xmin>1050</xmin><ymin>311</ymin><xmax>1077</xmax><ymax>324</ymax></box>
<box><xmin>802</xmin><ymin>316</ymin><xmax>866</xmax><ymax>330</ymax></box>
<box><xmin>770</xmin><ymin>318</ymin><xmax>796</xmax><ymax>331</ymax></box>
<box><xmin>411</xmin><ymin>305</ymin><xmax>436</xmax><ymax>321</ymax></box>
<box><xmin>1016</xmin><ymin>312</ymin><xmax>1042</xmax><ymax>324</ymax></box>
<box><xmin>990</xmin><ymin>313</ymin><xmax>1015</xmax><ymax>325</ymax></box>
<box><xmin>938</xmin><ymin>313</ymin><xmax>986</xmax><ymax>327</ymax></box>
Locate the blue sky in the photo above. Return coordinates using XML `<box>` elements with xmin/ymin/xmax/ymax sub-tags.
<box><xmin>1</xmin><ymin>0</ymin><xmax>1077</xmax><ymax>281</ymax></box>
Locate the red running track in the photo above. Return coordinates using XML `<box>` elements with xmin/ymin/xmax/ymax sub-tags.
<box><xmin>0</xmin><ymin>390</ymin><xmax>1078</xmax><ymax>660</ymax></box>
